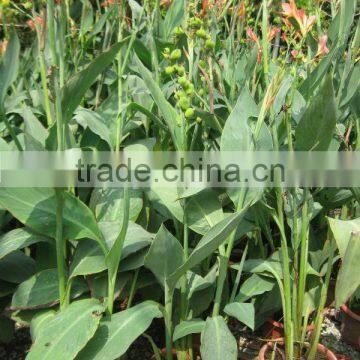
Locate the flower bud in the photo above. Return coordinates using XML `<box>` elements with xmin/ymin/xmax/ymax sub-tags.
<box><xmin>170</xmin><ymin>49</ymin><xmax>182</xmax><ymax>61</ymax></box>
<box><xmin>185</xmin><ymin>108</ymin><xmax>195</xmax><ymax>119</ymax></box>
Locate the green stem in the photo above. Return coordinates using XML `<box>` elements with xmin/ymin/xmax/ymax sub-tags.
<box><xmin>261</xmin><ymin>0</ymin><xmax>269</xmax><ymax>85</ymax></box>
<box><xmin>55</xmin><ymin>188</ymin><xmax>66</xmax><ymax>310</ymax></box>
<box><xmin>127</xmin><ymin>268</ymin><xmax>139</xmax><ymax>309</ymax></box>
<box><xmin>164</xmin><ymin>283</ymin><xmax>173</xmax><ymax>360</ymax></box>
<box><xmin>107</xmin><ymin>186</ymin><xmax>130</xmax><ymax>314</ymax></box>
<box><xmin>307</xmin><ymin>235</ymin><xmax>336</xmax><ymax>359</ymax></box>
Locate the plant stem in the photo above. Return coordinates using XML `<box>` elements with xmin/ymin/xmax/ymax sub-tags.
<box><xmin>127</xmin><ymin>269</ymin><xmax>140</xmax><ymax>309</ymax></box>
<box><xmin>107</xmin><ymin>186</ymin><xmax>130</xmax><ymax>314</ymax></box>
<box><xmin>261</xmin><ymin>0</ymin><xmax>269</xmax><ymax>85</ymax></box>
<box><xmin>164</xmin><ymin>283</ymin><xmax>173</xmax><ymax>360</ymax></box>
<box><xmin>55</xmin><ymin>188</ymin><xmax>66</xmax><ymax>310</ymax></box>
<box><xmin>307</xmin><ymin>235</ymin><xmax>336</xmax><ymax>359</ymax></box>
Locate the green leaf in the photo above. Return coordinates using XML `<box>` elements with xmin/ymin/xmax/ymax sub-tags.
<box><xmin>90</xmin><ymin>188</ymin><xmax>143</xmax><ymax>223</ymax></box>
<box><xmin>0</xmin><ymin>228</ymin><xmax>51</xmax><ymax>260</ymax></box>
<box><xmin>235</xmin><ymin>274</ymin><xmax>275</xmax><ymax>302</ymax></box>
<box><xmin>150</xmin><ymin>187</ymin><xmax>184</xmax><ymax>222</ymax></box>
<box><xmin>224</xmin><ymin>302</ymin><xmax>255</xmax><ymax>330</ymax></box>
<box><xmin>11</xmin><ymin>269</ymin><xmax>88</xmax><ymax>310</ymax></box>
<box><xmin>0</xmin><ymin>188</ymin><xmax>106</xmax><ymax>251</ymax></box>
<box><xmin>135</xmin><ymin>55</ymin><xmax>182</xmax><ymax>149</ymax></box>
<box><xmin>74</xmin><ymin>108</ymin><xmax>112</xmax><ymax>147</ymax></box>
<box><xmin>163</xmin><ymin>0</ymin><xmax>185</xmax><ymax>38</ymax></box>
<box><xmin>221</xmin><ymin>86</ymin><xmax>258</xmax><ymax>152</ymax></box>
<box><xmin>296</xmin><ymin>73</ymin><xmax>337</xmax><ymax>151</ymax></box>
<box><xmin>299</xmin><ymin>46</ymin><xmax>342</xmax><ymax>100</ymax></box>
<box><xmin>187</xmin><ymin>189</ymin><xmax>224</xmax><ymax>235</ymax></box>
<box><xmin>335</xmin><ymin>231</ymin><xmax>360</xmax><ymax>307</ymax></box>
<box><xmin>200</xmin><ymin>316</ymin><xmax>237</xmax><ymax>360</ymax></box>
<box><xmin>0</xmin><ymin>32</ymin><xmax>20</xmax><ymax>106</ymax></box>
<box><xmin>30</xmin><ymin>309</ymin><xmax>56</xmax><ymax>341</ymax></box>
<box><xmin>0</xmin><ymin>251</ymin><xmax>36</xmax><ymax>284</ymax></box>
<box><xmin>77</xmin><ymin>301</ymin><xmax>162</xmax><ymax>360</ymax></box>
<box><xmin>173</xmin><ymin>319</ymin><xmax>205</xmax><ymax>342</ymax></box>
<box><xmin>61</xmin><ymin>39</ymin><xmax>128</xmax><ymax>124</ymax></box>
<box><xmin>69</xmin><ymin>239</ymin><xmax>106</xmax><ymax>278</ymax></box>
<box><xmin>18</xmin><ymin>106</ymin><xmax>48</xmax><ymax>147</ymax></box>
<box><xmin>328</xmin><ymin>217</ymin><xmax>360</xmax><ymax>258</ymax></box>
<box><xmin>167</xmin><ymin>208</ymin><xmax>249</xmax><ymax>291</ymax></box>
<box><xmin>26</xmin><ymin>299</ymin><xmax>105</xmax><ymax>360</ymax></box>
<box><xmin>70</xmin><ymin>222</ymin><xmax>153</xmax><ymax>278</ymax></box>
<box><xmin>144</xmin><ymin>225</ymin><xmax>184</xmax><ymax>287</ymax></box>
<box><xmin>339</xmin><ymin>62</ymin><xmax>360</xmax><ymax>108</ymax></box>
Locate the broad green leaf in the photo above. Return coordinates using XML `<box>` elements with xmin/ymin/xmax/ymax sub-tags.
<box><xmin>0</xmin><ymin>228</ymin><xmax>51</xmax><ymax>260</ymax></box>
<box><xmin>224</xmin><ymin>302</ymin><xmax>255</xmax><ymax>330</ymax></box>
<box><xmin>77</xmin><ymin>301</ymin><xmax>162</xmax><ymax>360</ymax></box>
<box><xmin>173</xmin><ymin>319</ymin><xmax>205</xmax><ymax>342</ymax></box>
<box><xmin>200</xmin><ymin>316</ymin><xmax>237</xmax><ymax>360</ymax></box>
<box><xmin>273</xmin><ymin>75</ymin><xmax>293</xmax><ymax>114</ymax></box>
<box><xmin>144</xmin><ymin>225</ymin><xmax>184</xmax><ymax>286</ymax></box>
<box><xmin>61</xmin><ymin>39</ymin><xmax>128</xmax><ymax>124</ymax></box>
<box><xmin>235</xmin><ymin>274</ymin><xmax>275</xmax><ymax>302</ymax></box>
<box><xmin>135</xmin><ymin>55</ymin><xmax>182</xmax><ymax>149</ymax></box>
<box><xmin>99</xmin><ymin>221</ymin><xmax>154</xmax><ymax>257</ymax></box>
<box><xmin>221</xmin><ymin>87</ymin><xmax>264</xmax><ymax>205</ymax></box>
<box><xmin>11</xmin><ymin>269</ymin><xmax>88</xmax><ymax>309</ymax></box>
<box><xmin>328</xmin><ymin>217</ymin><xmax>360</xmax><ymax>258</ymax></box>
<box><xmin>69</xmin><ymin>239</ymin><xmax>106</xmax><ymax>278</ymax></box>
<box><xmin>150</xmin><ymin>187</ymin><xmax>184</xmax><ymax>222</ymax></box>
<box><xmin>338</xmin><ymin>0</ymin><xmax>356</xmax><ymax>47</ymax></box>
<box><xmin>221</xmin><ymin>86</ymin><xmax>258</xmax><ymax>152</ymax></box>
<box><xmin>163</xmin><ymin>0</ymin><xmax>185</xmax><ymax>38</ymax></box>
<box><xmin>74</xmin><ymin>108</ymin><xmax>112</xmax><ymax>147</ymax></box>
<box><xmin>299</xmin><ymin>46</ymin><xmax>342</xmax><ymax>100</ymax></box>
<box><xmin>30</xmin><ymin>309</ymin><xmax>56</xmax><ymax>340</ymax></box>
<box><xmin>70</xmin><ymin>222</ymin><xmax>153</xmax><ymax>278</ymax></box>
<box><xmin>296</xmin><ymin>73</ymin><xmax>337</xmax><ymax>151</ymax></box>
<box><xmin>335</xmin><ymin>231</ymin><xmax>360</xmax><ymax>307</ymax></box>
<box><xmin>0</xmin><ymin>251</ymin><xmax>36</xmax><ymax>283</ymax></box>
<box><xmin>187</xmin><ymin>265</ymin><xmax>218</xmax><ymax>299</ymax></box>
<box><xmin>0</xmin><ymin>32</ymin><xmax>20</xmax><ymax>106</ymax></box>
<box><xmin>167</xmin><ymin>208</ymin><xmax>249</xmax><ymax>290</ymax></box>
<box><xmin>26</xmin><ymin>299</ymin><xmax>105</xmax><ymax>360</ymax></box>
<box><xmin>187</xmin><ymin>189</ymin><xmax>224</xmax><ymax>235</ymax></box>
<box><xmin>90</xmin><ymin>188</ymin><xmax>143</xmax><ymax>223</ymax></box>
<box><xmin>339</xmin><ymin>62</ymin><xmax>360</xmax><ymax>108</ymax></box>
<box><xmin>0</xmin><ymin>188</ymin><xmax>105</xmax><ymax>250</ymax></box>
<box><xmin>13</xmin><ymin>106</ymin><xmax>48</xmax><ymax>148</ymax></box>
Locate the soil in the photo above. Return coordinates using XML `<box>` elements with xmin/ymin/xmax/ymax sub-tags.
<box><xmin>1</xmin><ymin>310</ymin><xmax>359</xmax><ymax>360</ymax></box>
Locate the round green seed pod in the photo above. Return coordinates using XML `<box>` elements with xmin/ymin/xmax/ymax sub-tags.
<box><xmin>186</xmin><ymin>84</ymin><xmax>195</xmax><ymax>96</ymax></box>
<box><xmin>178</xmin><ymin>97</ymin><xmax>191</xmax><ymax>111</ymax></box>
<box><xmin>175</xmin><ymin>65</ymin><xmax>185</xmax><ymax>76</ymax></box>
<box><xmin>170</xmin><ymin>49</ymin><xmax>182</xmax><ymax>61</ymax></box>
<box><xmin>178</xmin><ymin>76</ymin><xmax>188</xmax><ymax>88</ymax></box>
<box><xmin>205</xmin><ymin>39</ymin><xmax>215</xmax><ymax>50</ymax></box>
<box><xmin>173</xmin><ymin>26</ymin><xmax>184</xmax><ymax>36</ymax></box>
<box><xmin>198</xmin><ymin>88</ymin><xmax>205</xmax><ymax>96</ymax></box>
<box><xmin>23</xmin><ymin>1</ymin><xmax>33</xmax><ymax>9</ymax></box>
<box><xmin>196</xmin><ymin>28</ymin><xmax>207</xmax><ymax>39</ymax></box>
<box><xmin>196</xmin><ymin>116</ymin><xmax>202</xmax><ymax>124</ymax></box>
<box><xmin>185</xmin><ymin>108</ymin><xmax>195</xmax><ymax>119</ymax></box>
<box><xmin>165</xmin><ymin>66</ymin><xmax>175</xmax><ymax>75</ymax></box>
<box><xmin>199</xmin><ymin>59</ymin><xmax>206</xmax><ymax>68</ymax></box>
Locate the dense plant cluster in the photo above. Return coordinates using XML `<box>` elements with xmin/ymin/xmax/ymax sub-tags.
<box><xmin>0</xmin><ymin>0</ymin><xmax>359</xmax><ymax>359</ymax></box>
